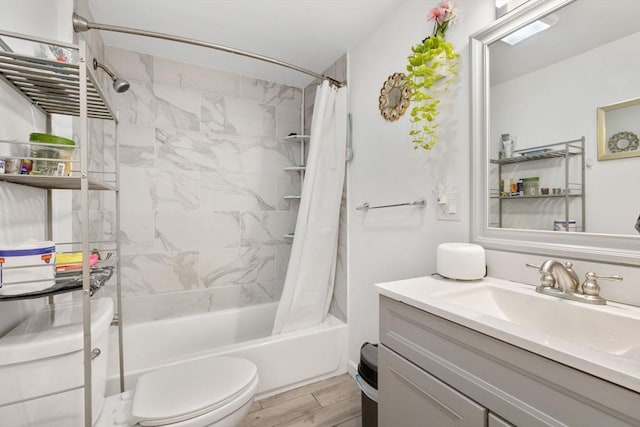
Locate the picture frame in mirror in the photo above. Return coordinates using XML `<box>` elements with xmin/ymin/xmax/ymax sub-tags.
<box><xmin>597</xmin><ymin>97</ymin><xmax>640</xmax><ymax>161</ymax></box>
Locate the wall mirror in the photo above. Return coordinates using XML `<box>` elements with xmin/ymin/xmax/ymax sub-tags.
<box><xmin>378</xmin><ymin>72</ymin><xmax>410</xmax><ymax>121</ymax></box>
<box><xmin>471</xmin><ymin>0</ymin><xmax>640</xmax><ymax>265</ymax></box>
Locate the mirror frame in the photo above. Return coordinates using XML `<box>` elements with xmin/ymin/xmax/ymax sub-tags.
<box><xmin>470</xmin><ymin>0</ymin><xmax>640</xmax><ymax>266</ymax></box>
<box><xmin>378</xmin><ymin>72</ymin><xmax>410</xmax><ymax>122</ymax></box>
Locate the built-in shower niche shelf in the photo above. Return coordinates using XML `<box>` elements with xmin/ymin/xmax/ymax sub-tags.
<box><xmin>283</xmin><ymin>134</ymin><xmax>310</xmax><ymax>143</ymax></box>
<box><xmin>282</xmin><ymin>132</ymin><xmax>307</xmax><ymax>241</ymax></box>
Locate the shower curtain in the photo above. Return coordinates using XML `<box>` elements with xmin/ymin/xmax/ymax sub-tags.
<box><xmin>272</xmin><ymin>80</ymin><xmax>348</xmax><ymax>335</ymax></box>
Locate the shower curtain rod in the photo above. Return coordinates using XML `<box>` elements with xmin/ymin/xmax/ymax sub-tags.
<box><xmin>72</xmin><ymin>13</ymin><xmax>345</xmax><ymax>88</ymax></box>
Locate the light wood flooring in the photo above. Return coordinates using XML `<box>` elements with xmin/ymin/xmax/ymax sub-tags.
<box><xmin>241</xmin><ymin>374</ymin><xmax>362</xmax><ymax>427</ymax></box>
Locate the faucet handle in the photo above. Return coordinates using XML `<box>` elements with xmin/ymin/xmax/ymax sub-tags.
<box><xmin>581</xmin><ymin>272</ymin><xmax>623</xmax><ymax>297</ymax></box>
<box><xmin>525</xmin><ymin>263</ymin><xmax>555</xmax><ymax>289</ymax></box>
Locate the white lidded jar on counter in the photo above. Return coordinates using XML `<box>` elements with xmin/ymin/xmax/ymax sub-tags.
<box><xmin>437</xmin><ymin>242</ymin><xmax>486</xmax><ymax>280</ymax></box>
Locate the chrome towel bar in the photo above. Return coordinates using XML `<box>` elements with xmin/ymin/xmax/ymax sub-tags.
<box><xmin>356</xmin><ymin>198</ymin><xmax>426</xmax><ymax>211</ymax></box>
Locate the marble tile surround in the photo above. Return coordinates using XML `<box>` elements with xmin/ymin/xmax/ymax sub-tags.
<box><xmin>106</xmin><ymin>46</ymin><xmax>303</xmax><ymax>322</ymax></box>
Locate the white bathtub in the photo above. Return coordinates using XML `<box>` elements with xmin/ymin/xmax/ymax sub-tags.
<box><xmin>106</xmin><ymin>302</ymin><xmax>348</xmax><ymax>397</ymax></box>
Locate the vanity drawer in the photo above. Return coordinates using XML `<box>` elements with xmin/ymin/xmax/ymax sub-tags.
<box><xmin>380</xmin><ymin>295</ymin><xmax>640</xmax><ymax>427</ymax></box>
<box><xmin>379</xmin><ymin>345</ymin><xmax>487</xmax><ymax>427</ymax></box>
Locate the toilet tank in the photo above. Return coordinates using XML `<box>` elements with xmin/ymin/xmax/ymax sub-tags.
<box><xmin>0</xmin><ymin>297</ymin><xmax>114</xmax><ymax>426</ymax></box>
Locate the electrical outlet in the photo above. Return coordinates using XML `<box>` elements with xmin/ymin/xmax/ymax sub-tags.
<box><xmin>436</xmin><ymin>192</ymin><xmax>461</xmax><ymax>221</ymax></box>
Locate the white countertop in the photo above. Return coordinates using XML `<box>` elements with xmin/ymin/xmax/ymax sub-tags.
<box><xmin>375</xmin><ymin>275</ymin><xmax>640</xmax><ymax>394</ymax></box>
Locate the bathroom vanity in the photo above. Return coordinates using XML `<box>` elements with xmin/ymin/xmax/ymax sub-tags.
<box><xmin>376</xmin><ymin>276</ymin><xmax>640</xmax><ymax>427</ymax></box>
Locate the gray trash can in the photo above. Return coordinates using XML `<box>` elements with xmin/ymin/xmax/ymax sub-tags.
<box><xmin>356</xmin><ymin>342</ymin><xmax>378</xmax><ymax>427</ymax></box>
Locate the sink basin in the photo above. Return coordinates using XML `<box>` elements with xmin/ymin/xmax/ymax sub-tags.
<box><xmin>433</xmin><ymin>284</ymin><xmax>640</xmax><ymax>357</ymax></box>
<box><xmin>375</xmin><ymin>275</ymin><xmax>640</xmax><ymax>393</ymax></box>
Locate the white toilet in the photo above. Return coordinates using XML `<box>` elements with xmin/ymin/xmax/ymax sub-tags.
<box><xmin>0</xmin><ymin>298</ymin><xmax>258</xmax><ymax>427</ymax></box>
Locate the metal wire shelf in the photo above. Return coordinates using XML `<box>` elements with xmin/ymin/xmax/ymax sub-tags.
<box><xmin>0</xmin><ymin>139</ymin><xmax>117</xmax><ymax>190</ymax></box>
<box><xmin>0</xmin><ymin>265</ymin><xmax>115</xmax><ymax>301</ymax></box>
<box><xmin>0</xmin><ymin>50</ymin><xmax>115</xmax><ymax>120</ymax></box>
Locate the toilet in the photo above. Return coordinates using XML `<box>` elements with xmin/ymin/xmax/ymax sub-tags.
<box><xmin>0</xmin><ymin>298</ymin><xmax>258</xmax><ymax>427</ymax></box>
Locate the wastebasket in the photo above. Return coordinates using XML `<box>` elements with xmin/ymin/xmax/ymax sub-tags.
<box><xmin>356</xmin><ymin>342</ymin><xmax>378</xmax><ymax>427</ymax></box>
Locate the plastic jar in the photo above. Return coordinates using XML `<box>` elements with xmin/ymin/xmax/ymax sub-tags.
<box><xmin>29</xmin><ymin>133</ymin><xmax>75</xmax><ymax>176</ymax></box>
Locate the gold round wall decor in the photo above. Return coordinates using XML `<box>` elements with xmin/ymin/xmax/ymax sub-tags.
<box><xmin>379</xmin><ymin>72</ymin><xmax>410</xmax><ymax>121</ymax></box>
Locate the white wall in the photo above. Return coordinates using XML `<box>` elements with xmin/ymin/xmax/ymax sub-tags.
<box><xmin>347</xmin><ymin>0</ymin><xmax>495</xmax><ymax>364</ymax></box>
<box><xmin>0</xmin><ymin>0</ymin><xmax>73</xmax><ymax>43</ymax></box>
<box><xmin>491</xmin><ymin>33</ymin><xmax>640</xmax><ymax>235</ymax></box>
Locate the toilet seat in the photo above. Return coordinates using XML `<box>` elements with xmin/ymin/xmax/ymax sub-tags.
<box><xmin>131</xmin><ymin>357</ymin><xmax>259</xmax><ymax>426</ymax></box>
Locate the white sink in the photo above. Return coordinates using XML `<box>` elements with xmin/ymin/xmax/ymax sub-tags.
<box><xmin>375</xmin><ymin>275</ymin><xmax>640</xmax><ymax>393</ymax></box>
<box><xmin>433</xmin><ymin>284</ymin><xmax>640</xmax><ymax>358</ymax></box>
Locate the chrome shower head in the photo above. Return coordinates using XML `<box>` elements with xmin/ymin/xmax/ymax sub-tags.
<box><xmin>92</xmin><ymin>58</ymin><xmax>130</xmax><ymax>93</ymax></box>
<box><xmin>112</xmin><ymin>77</ymin><xmax>130</xmax><ymax>93</ymax></box>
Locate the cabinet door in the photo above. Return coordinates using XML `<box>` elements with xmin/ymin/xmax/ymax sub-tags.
<box><xmin>489</xmin><ymin>413</ymin><xmax>515</xmax><ymax>427</ymax></box>
<box><xmin>379</xmin><ymin>345</ymin><xmax>487</xmax><ymax>427</ymax></box>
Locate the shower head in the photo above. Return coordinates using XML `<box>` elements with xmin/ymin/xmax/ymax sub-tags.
<box><xmin>112</xmin><ymin>77</ymin><xmax>131</xmax><ymax>93</ymax></box>
<box><xmin>92</xmin><ymin>58</ymin><xmax>130</xmax><ymax>93</ymax></box>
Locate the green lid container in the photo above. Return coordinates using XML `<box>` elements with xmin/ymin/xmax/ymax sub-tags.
<box><xmin>29</xmin><ymin>133</ymin><xmax>75</xmax><ymax>146</ymax></box>
<box><xmin>29</xmin><ymin>133</ymin><xmax>75</xmax><ymax>176</ymax></box>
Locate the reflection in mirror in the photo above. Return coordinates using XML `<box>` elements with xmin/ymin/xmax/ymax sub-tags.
<box><xmin>471</xmin><ymin>0</ymin><xmax>640</xmax><ymax>265</ymax></box>
<box><xmin>597</xmin><ymin>98</ymin><xmax>640</xmax><ymax>161</ymax></box>
<box><xmin>488</xmin><ymin>0</ymin><xmax>640</xmax><ymax>236</ymax></box>
<box><xmin>388</xmin><ymin>88</ymin><xmax>401</xmax><ymax>108</ymax></box>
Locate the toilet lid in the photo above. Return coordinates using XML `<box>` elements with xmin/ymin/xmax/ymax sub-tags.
<box><xmin>131</xmin><ymin>356</ymin><xmax>258</xmax><ymax>426</ymax></box>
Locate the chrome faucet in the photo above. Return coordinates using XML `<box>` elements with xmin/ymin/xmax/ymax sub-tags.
<box><xmin>526</xmin><ymin>260</ymin><xmax>623</xmax><ymax>305</ymax></box>
<box><xmin>539</xmin><ymin>259</ymin><xmax>580</xmax><ymax>292</ymax></box>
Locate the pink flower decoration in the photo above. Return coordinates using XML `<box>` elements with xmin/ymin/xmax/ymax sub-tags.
<box><xmin>427</xmin><ymin>0</ymin><xmax>456</xmax><ymax>35</ymax></box>
<box><xmin>429</xmin><ymin>8</ymin><xmax>444</xmax><ymax>21</ymax></box>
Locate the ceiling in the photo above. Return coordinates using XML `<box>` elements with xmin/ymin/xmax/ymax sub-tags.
<box><xmin>86</xmin><ymin>0</ymin><xmax>405</xmax><ymax>87</ymax></box>
<box><xmin>490</xmin><ymin>0</ymin><xmax>640</xmax><ymax>86</ymax></box>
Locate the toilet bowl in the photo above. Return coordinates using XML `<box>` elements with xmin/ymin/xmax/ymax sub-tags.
<box><xmin>0</xmin><ymin>298</ymin><xmax>258</xmax><ymax>427</ymax></box>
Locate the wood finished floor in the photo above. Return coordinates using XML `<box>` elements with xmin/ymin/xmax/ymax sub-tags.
<box><xmin>241</xmin><ymin>374</ymin><xmax>362</xmax><ymax>427</ymax></box>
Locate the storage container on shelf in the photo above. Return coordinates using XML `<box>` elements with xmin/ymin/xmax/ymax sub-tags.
<box><xmin>29</xmin><ymin>132</ymin><xmax>75</xmax><ymax>176</ymax></box>
<box><xmin>0</xmin><ymin>240</ymin><xmax>55</xmax><ymax>294</ymax></box>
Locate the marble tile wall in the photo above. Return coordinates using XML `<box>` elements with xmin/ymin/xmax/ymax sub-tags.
<box><xmin>105</xmin><ymin>46</ymin><xmax>302</xmax><ymax>322</ymax></box>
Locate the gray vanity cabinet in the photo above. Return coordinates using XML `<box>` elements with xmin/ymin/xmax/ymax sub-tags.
<box><xmin>379</xmin><ymin>295</ymin><xmax>640</xmax><ymax>427</ymax></box>
<box><xmin>488</xmin><ymin>413</ymin><xmax>515</xmax><ymax>427</ymax></box>
<box><xmin>379</xmin><ymin>345</ymin><xmax>487</xmax><ymax>426</ymax></box>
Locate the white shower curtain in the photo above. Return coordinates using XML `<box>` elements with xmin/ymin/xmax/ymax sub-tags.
<box><xmin>272</xmin><ymin>81</ymin><xmax>348</xmax><ymax>335</ymax></box>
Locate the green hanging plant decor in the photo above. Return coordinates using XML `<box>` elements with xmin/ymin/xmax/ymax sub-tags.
<box><xmin>406</xmin><ymin>0</ymin><xmax>460</xmax><ymax>150</ymax></box>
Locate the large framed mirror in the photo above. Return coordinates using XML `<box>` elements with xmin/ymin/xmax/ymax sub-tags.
<box><xmin>470</xmin><ymin>0</ymin><xmax>640</xmax><ymax>265</ymax></box>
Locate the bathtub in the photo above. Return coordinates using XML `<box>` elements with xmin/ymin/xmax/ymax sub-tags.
<box><xmin>105</xmin><ymin>302</ymin><xmax>348</xmax><ymax>398</ymax></box>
